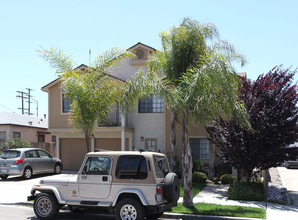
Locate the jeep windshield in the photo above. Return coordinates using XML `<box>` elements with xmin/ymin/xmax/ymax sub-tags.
<box><xmin>0</xmin><ymin>150</ymin><xmax>21</xmax><ymax>159</ymax></box>
<box><xmin>153</xmin><ymin>155</ymin><xmax>170</xmax><ymax>178</ymax></box>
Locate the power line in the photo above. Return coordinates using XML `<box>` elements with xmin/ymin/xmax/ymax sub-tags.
<box><xmin>0</xmin><ymin>104</ymin><xmax>15</xmax><ymax>113</ymax></box>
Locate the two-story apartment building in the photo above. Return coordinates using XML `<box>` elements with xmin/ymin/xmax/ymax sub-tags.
<box><xmin>42</xmin><ymin>42</ymin><xmax>210</xmax><ymax>170</ymax></box>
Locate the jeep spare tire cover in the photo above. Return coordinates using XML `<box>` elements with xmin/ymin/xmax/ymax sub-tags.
<box><xmin>164</xmin><ymin>172</ymin><xmax>179</xmax><ymax>202</ymax></box>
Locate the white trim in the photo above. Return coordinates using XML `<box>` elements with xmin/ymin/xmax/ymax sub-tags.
<box><xmin>56</xmin><ymin>135</ymin><xmax>60</xmax><ymax>159</ymax></box>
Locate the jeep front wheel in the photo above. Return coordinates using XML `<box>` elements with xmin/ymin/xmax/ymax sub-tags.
<box><xmin>115</xmin><ymin>198</ymin><xmax>145</xmax><ymax>220</ymax></box>
<box><xmin>34</xmin><ymin>193</ymin><xmax>59</xmax><ymax>220</ymax></box>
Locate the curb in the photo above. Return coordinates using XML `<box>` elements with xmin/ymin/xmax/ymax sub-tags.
<box><xmin>163</xmin><ymin>213</ymin><xmax>264</xmax><ymax>220</ymax></box>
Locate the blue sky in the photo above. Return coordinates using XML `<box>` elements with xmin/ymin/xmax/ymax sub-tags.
<box><xmin>1</xmin><ymin>0</ymin><xmax>297</xmax><ymax>117</ymax></box>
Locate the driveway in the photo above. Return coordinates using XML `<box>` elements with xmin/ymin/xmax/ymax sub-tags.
<box><xmin>277</xmin><ymin>167</ymin><xmax>298</xmax><ymax>206</ymax></box>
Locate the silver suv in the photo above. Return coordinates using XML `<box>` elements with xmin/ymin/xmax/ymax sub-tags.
<box><xmin>0</xmin><ymin>148</ymin><xmax>62</xmax><ymax>180</ymax></box>
<box><xmin>28</xmin><ymin>151</ymin><xmax>179</xmax><ymax>220</ymax></box>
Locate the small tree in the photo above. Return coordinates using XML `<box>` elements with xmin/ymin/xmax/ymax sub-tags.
<box><xmin>39</xmin><ymin>48</ymin><xmax>132</xmax><ymax>153</ymax></box>
<box><xmin>1</xmin><ymin>138</ymin><xmax>31</xmax><ymax>151</ymax></box>
<box><xmin>207</xmin><ymin>65</ymin><xmax>298</xmax><ymax>182</ymax></box>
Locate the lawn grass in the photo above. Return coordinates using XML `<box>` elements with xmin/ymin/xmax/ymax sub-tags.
<box><xmin>179</xmin><ymin>181</ymin><xmax>206</xmax><ymax>197</ymax></box>
<box><xmin>170</xmin><ymin>203</ymin><xmax>266</xmax><ymax>219</ymax></box>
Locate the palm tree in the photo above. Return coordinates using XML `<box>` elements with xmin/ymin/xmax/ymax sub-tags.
<box><xmin>146</xmin><ymin>18</ymin><xmax>250</xmax><ymax>207</ymax></box>
<box><xmin>38</xmin><ymin>47</ymin><xmax>132</xmax><ymax>153</ymax></box>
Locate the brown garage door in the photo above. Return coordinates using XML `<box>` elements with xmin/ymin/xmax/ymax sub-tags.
<box><xmin>95</xmin><ymin>138</ymin><xmax>129</xmax><ymax>151</ymax></box>
<box><xmin>60</xmin><ymin>138</ymin><xmax>86</xmax><ymax>171</ymax></box>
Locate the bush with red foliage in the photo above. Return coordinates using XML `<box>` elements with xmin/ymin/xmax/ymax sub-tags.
<box><xmin>207</xmin><ymin>65</ymin><xmax>298</xmax><ymax>181</ymax></box>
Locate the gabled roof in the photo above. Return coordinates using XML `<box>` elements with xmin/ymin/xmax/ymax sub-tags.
<box><xmin>127</xmin><ymin>42</ymin><xmax>156</xmax><ymax>52</ymax></box>
<box><xmin>41</xmin><ymin>42</ymin><xmax>154</xmax><ymax>93</ymax></box>
<box><xmin>0</xmin><ymin>112</ymin><xmax>48</xmax><ymax>129</ymax></box>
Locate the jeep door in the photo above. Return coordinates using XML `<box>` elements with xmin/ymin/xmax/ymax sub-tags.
<box><xmin>78</xmin><ymin>156</ymin><xmax>112</xmax><ymax>199</ymax></box>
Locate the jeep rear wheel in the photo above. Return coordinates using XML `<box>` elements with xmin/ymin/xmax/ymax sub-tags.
<box><xmin>115</xmin><ymin>198</ymin><xmax>145</xmax><ymax>220</ymax></box>
<box><xmin>34</xmin><ymin>193</ymin><xmax>59</xmax><ymax>220</ymax></box>
<box><xmin>164</xmin><ymin>172</ymin><xmax>180</xmax><ymax>202</ymax></box>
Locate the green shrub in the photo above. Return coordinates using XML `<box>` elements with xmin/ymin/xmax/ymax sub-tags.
<box><xmin>193</xmin><ymin>159</ymin><xmax>209</xmax><ymax>174</ymax></box>
<box><xmin>192</xmin><ymin>172</ymin><xmax>207</xmax><ymax>183</ymax></box>
<box><xmin>228</xmin><ymin>181</ymin><xmax>264</xmax><ymax>201</ymax></box>
<box><xmin>220</xmin><ymin>174</ymin><xmax>236</xmax><ymax>184</ymax></box>
<box><xmin>214</xmin><ymin>163</ymin><xmax>232</xmax><ymax>177</ymax></box>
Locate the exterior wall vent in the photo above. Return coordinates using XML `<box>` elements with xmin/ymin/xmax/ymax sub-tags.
<box><xmin>136</xmin><ymin>49</ymin><xmax>145</xmax><ymax>59</ymax></box>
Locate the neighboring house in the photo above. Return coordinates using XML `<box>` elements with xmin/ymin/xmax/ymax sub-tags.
<box><xmin>42</xmin><ymin>42</ymin><xmax>212</xmax><ymax>170</ymax></box>
<box><xmin>0</xmin><ymin>112</ymin><xmax>56</xmax><ymax>156</ymax></box>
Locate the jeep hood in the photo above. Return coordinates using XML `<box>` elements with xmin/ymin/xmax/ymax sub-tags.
<box><xmin>39</xmin><ymin>174</ymin><xmax>78</xmax><ymax>185</ymax></box>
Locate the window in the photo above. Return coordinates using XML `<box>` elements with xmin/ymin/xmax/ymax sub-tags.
<box><xmin>145</xmin><ymin>138</ymin><xmax>157</xmax><ymax>151</ymax></box>
<box><xmin>138</xmin><ymin>95</ymin><xmax>163</xmax><ymax>113</ymax></box>
<box><xmin>1</xmin><ymin>150</ymin><xmax>21</xmax><ymax>159</ymax></box>
<box><xmin>83</xmin><ymin>156</ymin><xmax>111</xmax><ymax>175</ymax></box>
<box><xmin>116</xmin><ymin>155</ymin><xmax>148</xmax><ymax>179</ymax></box>
<box><xmin>153</xmin><ymin>155</ymin><xmax>170</xmax><ymax>178</ymax></box>
<box><xmin>38</xmin><ymin>134</ymin><xmax>45</xmax><ymax>143</ymax></box>
<box><xmin>62</xmin><ymin>91</ymin><xmax>71</xmax><ymax>113</ymax></box>
<box><xmin>38</xmin><ymin>150</ymin><xmax>51</xmax><ymax>158</ymax></box>
<box><xmin>13</xmin><ymin>132</ymin><xmax>21</xmax><ymax>139</ymax></box>
<box><xmin>52</xmin><ymin>135</ymin><xmax>56</xmax><ymax>143</ymax></box>
<box><xmin>190</xmin><ymin>138</ymin><xmax>209</xmax><ymax>160</ymax></box>
<box><xmin>0</xmin><ymin>131</ymin><xmax>6</xmax><ymax>144</ymax></box>
<box><xmin>25</xmin><ymin>150</ymin><xmax>39</xmax><ymax>158</ymax></box>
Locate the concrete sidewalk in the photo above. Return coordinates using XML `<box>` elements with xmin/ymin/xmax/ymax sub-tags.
<box><xmin>176</xmin><ymin>181</ymin><xmax>298</xmax><ymax>220</ymax></box>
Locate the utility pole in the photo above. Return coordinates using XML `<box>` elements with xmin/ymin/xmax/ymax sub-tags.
<box><xmin>32</xmin><ymin>97</ymin><xmax>39</xmax><ymax>117</ymax></box>
<box><xmin>16</xmin><ymin>91</ymin><xmax>28</xmax><ymax>115</ymax></box>
<box><xmin>26</xmin><ymin>88</ymin><xmax>33</xmax><ymax>115</ymax></box>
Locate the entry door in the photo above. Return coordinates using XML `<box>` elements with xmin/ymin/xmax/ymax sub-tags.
<box><xmin>78</xmin><ymin>156</ymin><xmax>112</xmax><ymax>199</ymax></box>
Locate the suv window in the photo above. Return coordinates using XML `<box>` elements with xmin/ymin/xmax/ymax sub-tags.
<box><xmin>25</xmin><ymin>150</ymin><xmax>39</xmax><ymax>158</ymax></box>
<box><xmin>0</xmin><ymin>150</ymin><xmax>20</xmax><ymax>159</ymax></box>
<box><xmin>153</xmin><ymin>155</ymin><xmax>170</xmax><ymax>178</ymax></box>
<box><xmin>37</xmin><ymin>150</ymin><xmax>51</xmax><ymax>158</ymax></box>
<box><xmin>83</xmin><ymin>156</ymin><xmax>111</xmax><ymax>175</ymax></box>
<box><xmin>116</xmin><ymin>155</ymin><xmax>148</xmax><ymax>179</ymax></box>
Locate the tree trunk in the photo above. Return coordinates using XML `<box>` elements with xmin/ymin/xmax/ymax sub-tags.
<box><xmin>85</xmin><ymin>131</ymin><xmax>90</xmax><ymax>153</ymax></box>
<box><xmin>245</xmin><ymin>170</ymin><xmax>251</xmax><ymax>183</ymax></box>
<box><xmin>182</xmin><ymin>111</ymin><xmax>193</xmax><ymax>207</ymax></box>
<box><xmin>208</xmin><ymin>142</ymin><xmax>215</xmax><ymax>179</ymax></box>
<box><xmin>170</xmin><ymin>107</ymin><xmax>176</xmax><ymax>170</ymax></box>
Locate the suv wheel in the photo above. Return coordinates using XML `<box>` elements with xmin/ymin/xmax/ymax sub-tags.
<box><xmin>0</xmin><ymin>175</ymin><xmax>8</xmax><ymax>180</ymax></box>
<box><xmin>54</xmin><ymin>164</ymin><xmax>61</xmax><ymax>174</ymax></box>
<box><xmin>34</xmin><ymin>193</ymin><xmax>59</xmax><ymax>220</ymax></box>
<box><xmin>164</xmin><ymin>173</ymin><xmax>179</xmax><ymax>202</ymax></box>
<box><xmin>23</xmin><ymin>167</ymin><xmax>32</xmax><ymax>179</ymax></box>
<box><xmin>115</xmin><ymin>198</ymin><xmax>145</xmax><ymax>220</ymax></box>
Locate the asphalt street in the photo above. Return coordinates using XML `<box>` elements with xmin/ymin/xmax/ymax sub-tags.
<box><xmin>0</xmin><ymin>204</ymin><xmax>118</xmax><ymax>220</ymax></box>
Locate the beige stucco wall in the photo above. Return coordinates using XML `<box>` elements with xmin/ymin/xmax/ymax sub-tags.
<box><xmin>164</xmin><ymin>108</ymin><xmax>209</xmax><ymax>160</ymax></box>
<box><xmin>131</xmin><ymin>101</ymin><xmax>166</xmax><ymax>152</ymax></box>
<box><xmin>0</xmin><ymin>124</ymin><xmax>52</xmax><ymax>144</ymax></box>
<box><xmin>48</xmin><ymin>83</ymin><xmax>71</xmax><ymax>129</ymax></box>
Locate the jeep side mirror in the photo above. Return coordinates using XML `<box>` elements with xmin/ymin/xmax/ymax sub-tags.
<box><xmin>82</xmin><ymin>164</ymin><xmax>88</xmax><ymax>175</ymax></box>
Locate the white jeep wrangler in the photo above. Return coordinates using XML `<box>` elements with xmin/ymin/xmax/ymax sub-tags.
<box><xmin>28</xmin><ymin>151</ymin><xmax>179</xmax><ymax>220</ymax></box>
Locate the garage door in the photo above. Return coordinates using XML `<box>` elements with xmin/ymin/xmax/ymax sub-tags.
<box><xmin>95</xmin><ymin>138</ymin><xmax>129</xmax><ymax>151</ymax></box>
<box><xmin>60</xmin><ymin>138</ymin><xmax>86</xmax><ymax>171</ymax></box>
